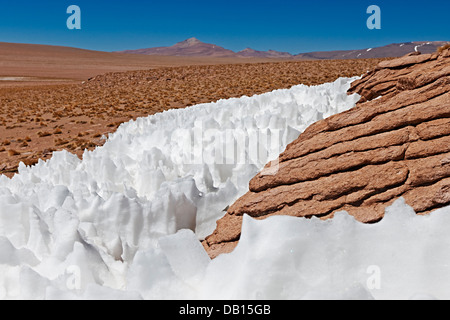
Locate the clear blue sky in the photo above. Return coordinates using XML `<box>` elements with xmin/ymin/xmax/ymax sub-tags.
<box><xmin>0</xmin><ymin>0</ymin><xmax>448</xmax><ymax>53</ymax></box>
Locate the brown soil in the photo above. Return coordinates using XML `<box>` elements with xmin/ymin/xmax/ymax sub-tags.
<box><xmin>0</xmin><ymin>42</ymin><xmax>283</xmax><ymax>88</ymax></box>
<box><xmin>0</xmin><ymin>57</ymin><xmax>389</xmax><ymax>177</ymax></box>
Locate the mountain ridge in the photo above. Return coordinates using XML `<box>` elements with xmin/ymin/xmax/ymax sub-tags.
<box><xmin>118</xmin><ymin>37</ymin><xmax>236</xmax><ymax>57</ymax></box>
<box><xmin>118</xmin><ymin>38</ymin><xmax>450</xmax><ymax>60</ymax></box>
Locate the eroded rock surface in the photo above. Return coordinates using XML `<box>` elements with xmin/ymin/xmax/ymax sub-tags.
<box><xmin>204</xmin><ymin>48</ymin><xmax>450</xmax><ymax>258</ymax></box>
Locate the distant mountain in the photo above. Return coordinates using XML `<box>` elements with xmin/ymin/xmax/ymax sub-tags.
<box><xmin>118</xmin><ymin>38</ymin><xmax>450</xmax><ymax>60</ymax></box>
<box><xmin>237</xmin><ymin>48</ymin><xmax>293</xmax><ymax>59</ymax></box>
<box><xmin>118</xmin><ymin>38</ymin><xmax>294</xmax><ymax>58</ymax></box>
<box><xmin>118</xmin><ymin>37</ymin><xmax>236</xmax><ymax>57</ymax></box>
<box><xmin>294</xmin><ymin>41</ymin><xmax>450</xmax><ymax>60</ymax></box>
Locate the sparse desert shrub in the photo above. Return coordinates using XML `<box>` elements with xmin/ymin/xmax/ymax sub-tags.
<box><xmin>54</xmin><ymin>138</ymin><xmax>69</xmax><ymax>146</ymax></box>
<box><xmin>438</xmin><ymin>44</ymin><xmax>450</xmax><ymax>53</ymax></box>
<box><xmin>53</xmin><ymin>128</ymin><xmax>63</xmax><ymax>135</ymax></box>
<box><xmin>37</xmin><ymin>131</ymin><xmax>52</xmax><ymax>138</ymax></box>
<box><xmin>22</xmin><ymin>158</ymin><xmax>38</xmax><ymax>167</ymax></box>
<box><xmin>2</xmin><ymin>139</ymin><xmax>11</xmax><ymax>146</ymax></box>
<box><xmin>8</xmin><ymin>149</ymin><xmax>20</xmax><ymax>156</ymax></box>
<box><xmin>79</xmin><ymin>141</ymin><xmax>96</xmax><ymax>150</ymax></box>
<box><xmin>77</xmin><ymin>131</ymin><xmax>90</xmax><ymax>137</ymax></box>
<box><xmin>66</xmin><ymin>143</ymin><xmax>76</xmax><ymax>150</ymax></box>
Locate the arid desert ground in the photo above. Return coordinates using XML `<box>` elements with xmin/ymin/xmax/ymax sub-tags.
<box><xmin>0</xmin><ymin>42</ymin><xmax>389</xmax><ymax>177</ymax></box>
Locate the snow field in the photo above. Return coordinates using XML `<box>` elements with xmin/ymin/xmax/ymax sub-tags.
<box><xmin>4</xmin><ymin>76</ymin><xmax>448</xmax><ymax>299</ymax></box>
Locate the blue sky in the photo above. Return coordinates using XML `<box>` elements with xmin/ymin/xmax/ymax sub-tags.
<box><xmin>0</xmin><ymin>0</ymin><xmax>448</xmax><ymax>53</ymax></box>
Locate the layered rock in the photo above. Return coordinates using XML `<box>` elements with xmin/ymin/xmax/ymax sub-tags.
<box><xmin>203</xmin><ymin>48</ymin><xmax>450</xmax><ymax>258</ymax></box>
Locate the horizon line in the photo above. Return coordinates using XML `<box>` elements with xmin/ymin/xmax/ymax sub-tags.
<box><xmin>1</xmin><ymin>38</ymin><xmax>449</xmax><ymax>56</ymax></box>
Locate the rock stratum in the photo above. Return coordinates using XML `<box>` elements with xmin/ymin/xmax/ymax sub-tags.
<box><xmin>203</xmin><ymin>48</ymin><xmax>450</xmax><ymax>259</ymax></box>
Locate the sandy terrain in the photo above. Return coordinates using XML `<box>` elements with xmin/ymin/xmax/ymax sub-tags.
<box><xmin>0</xmin><ymin>43</ymin><xmax>389</xmax><ymax>177</ymax></box>
<box><xmin>0</xmin><ymin>42</ymin><xmax>279</xmax><ymax>87</ymax></box>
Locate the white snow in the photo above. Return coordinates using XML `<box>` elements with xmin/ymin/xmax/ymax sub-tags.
<box><xmin>0</xmin><ymin>76</ymin><xmax>449</xmax><ymax>300</ymax></box>
<box><xmin>415</xmin><ymin>42</ymin><xmax>428</xmax><ymax>52</ymax></box>
<box><xmin>201</xmin><ymin>199</ymin><xmax>450</xmax><ymax>300</ymax></box>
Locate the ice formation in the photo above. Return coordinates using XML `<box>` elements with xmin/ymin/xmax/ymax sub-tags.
<box><xmin>1</xmin><ymin>77</ymin><xmax>448</xmax><ymax>300</ymax></box>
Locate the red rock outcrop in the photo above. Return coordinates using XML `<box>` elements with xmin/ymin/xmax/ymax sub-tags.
<box><xmin>203</xmin><ymin>48</ymin><xmax>450</xmax><ymax>258</ymax></box>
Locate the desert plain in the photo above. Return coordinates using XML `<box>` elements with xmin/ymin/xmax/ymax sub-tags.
<box><xmin>0</xmin><ymin>42</ymin><xmax>389</xmax><ymax>177</ymax></box>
